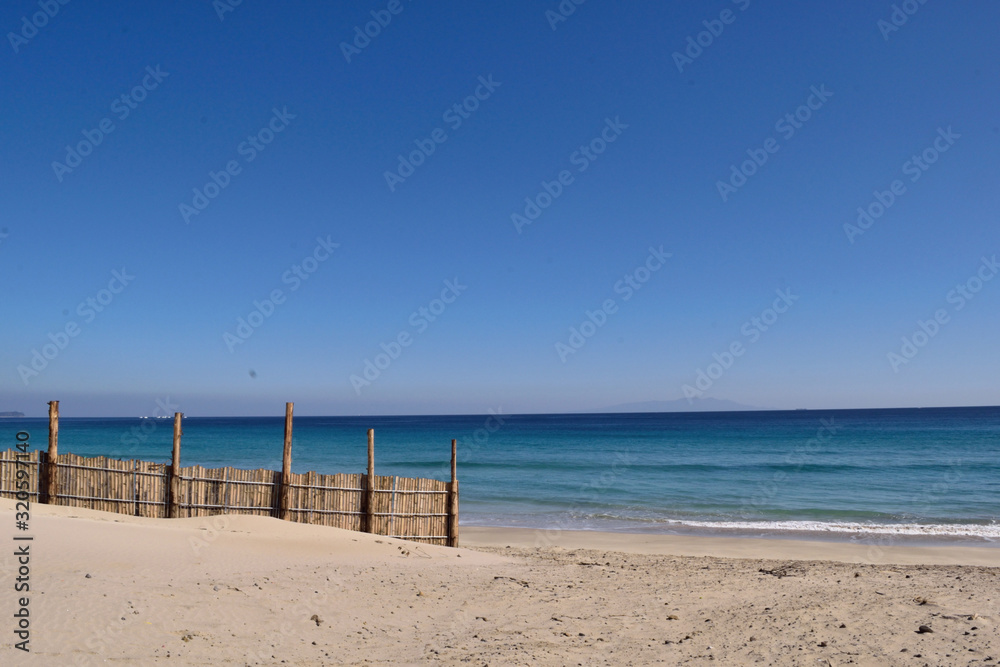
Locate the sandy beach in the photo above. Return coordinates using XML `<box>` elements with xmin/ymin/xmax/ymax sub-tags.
<box><xmin>2</xmin><ymin>499</ymin><xmax>997</xmax><ymax>666</ymax></box>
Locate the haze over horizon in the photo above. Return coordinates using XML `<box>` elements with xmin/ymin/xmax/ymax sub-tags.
<box><xmin>4</xmin><ymin>397</ymin><xmax>1000</xmax><ymax>420</ymax></box>
<box><xmin>2</xmin><ymin>2</ymin><xmax>998</xmax><ymax>418</ymax></box>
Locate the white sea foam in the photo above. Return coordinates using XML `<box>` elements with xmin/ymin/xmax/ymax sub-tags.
<box><xmin>661</xmin><ymin>519</ymin><xmax>1000</xmax><ymax>539</ymax></box>
<box><xmin>467</xmin><ymin>513</ymin><xmax>1000</xmax><ymax>541</ymax></box>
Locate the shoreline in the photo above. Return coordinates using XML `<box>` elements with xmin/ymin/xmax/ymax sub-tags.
<box><xmin>461</xmin><ymin>525</ymin><xmax>1000</xmax><ymax>566</ymax></box>
<box><xmin>460</xmin><ymin>517</ymin><xmax>1000</xmax><ymax>548</ymax></box>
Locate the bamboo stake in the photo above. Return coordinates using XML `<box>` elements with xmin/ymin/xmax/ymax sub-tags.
<box><xmin>448</xmin><ymin>438</ymin><xmax>459</xmax><ymax>547</ymax></box>
<box><xmin>364</xmin><ymin>429</ymin><xmax>375</xmax><ymax>533</ymax></box>
<box><xmin>169</xmin><ymin>413</ymin><xmax>182</xmax><ymax>518</ymax></box>
<box><xmin>45</xmin><ymin>401</ymin><xmax>59</xmax><ymax>504</ymax></box>
<box><xmin>307</xmin><ymin>470</ymin><xmax>315</xmax><ymax>524</ymax></box>
<box><xmin>280</xmin><ymin>402</ymin><xmax>293</xmax><ymax>521</ymax></box>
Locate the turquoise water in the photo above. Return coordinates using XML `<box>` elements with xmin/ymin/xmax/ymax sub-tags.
<box><xmin>4</xmin><ymin>407</ymin><xmax>999</xmax><ymax>544</ymax></box>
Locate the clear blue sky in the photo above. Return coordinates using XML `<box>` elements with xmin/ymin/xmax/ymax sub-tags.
<box><xmin>2</xmin><ymin>1</ymin><xmax>998</xmax><ymax>417</ymax></box>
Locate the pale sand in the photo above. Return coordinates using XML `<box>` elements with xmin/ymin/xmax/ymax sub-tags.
<box><xmin>1</xmin><ymin>500</ymin><xmax>997</xmax><ymax>666</ymax></box>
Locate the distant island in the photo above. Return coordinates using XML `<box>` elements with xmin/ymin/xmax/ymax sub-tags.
<box><xmin>0</xmin><ymin>411</ymin><xmax>25</xmax><ymax>418</ymax></box>
<box><xmin>595</xmin><ymin>398</ymin><xmax>761</xmax><ymax>413</ymax></box>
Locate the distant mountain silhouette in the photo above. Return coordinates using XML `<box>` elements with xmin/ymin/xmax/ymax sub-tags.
<box><xmin>0</xmin><ymin>411</ymin><xmax>25</xmax><ymax>418</ymax></box>
<box><xmin>594</xmin><ymin>398</ymin><xmax>761</xmax><ymax>413</ymax></box>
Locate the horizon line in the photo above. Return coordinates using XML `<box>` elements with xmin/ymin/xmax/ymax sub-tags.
<box><xmin>3</xmin><ymin>403</ymin><xmax>999</xmax><ymax>420</ymax></box>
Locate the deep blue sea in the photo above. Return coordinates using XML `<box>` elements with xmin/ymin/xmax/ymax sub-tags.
<box><xmin>4</xmin><ymin>407</ymin><xmax>999</xmax><ymax>545</ymax></box>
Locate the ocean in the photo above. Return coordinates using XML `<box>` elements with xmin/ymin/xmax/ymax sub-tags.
<box><xmin>4</xmin><ymin>406</ymin><xmax>998</xmax><ymax>546</ymax></box>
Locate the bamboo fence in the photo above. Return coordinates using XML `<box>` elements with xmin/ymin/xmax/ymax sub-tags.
<box><xmin>0</xmin><ymin>402</ymin><xmax>458</xmax><ymax>546</ymax></box>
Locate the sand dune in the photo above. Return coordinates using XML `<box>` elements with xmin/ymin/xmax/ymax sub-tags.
<box><xmin>2</xmin><ymin>499</ymin><xmax>997</xmax><ymax>665</ymax></box>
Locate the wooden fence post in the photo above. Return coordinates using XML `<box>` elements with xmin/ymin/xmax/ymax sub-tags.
<box><xmin>448</xmin><ymin>438</ymin><xmax>459</xmax><ymax>547</ymax></box>
<box><xmin>44</xmin><ymin>401</ymin><xmax>59</xmax><ymax>504</ymax></box>
<box><xmin>280</xmin><ymin>402</ymin><xmax>294</xmax><ymax>521</ymax></box>
<box><xmin>365</xmin><ymin>429</ymin><xmax>375</xmax><ymax>533</ymax></box>
<box><xmin>168</xmin><ymin>413</ymin><xmax>182</xmax><ymax>518</ymax></box>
